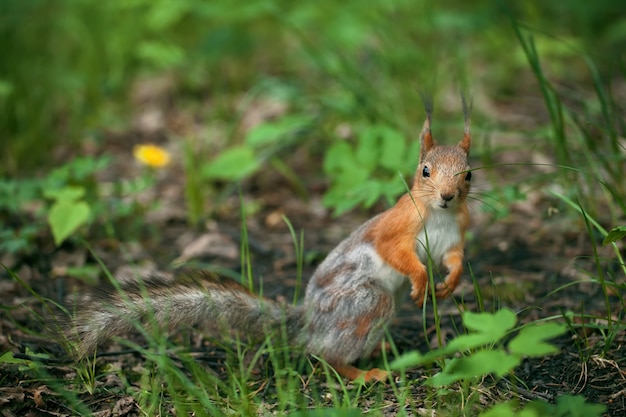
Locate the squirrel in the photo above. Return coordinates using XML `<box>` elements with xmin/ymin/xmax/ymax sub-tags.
<box><xmin>69</xmin><ymin>98</ymin><xmax>473</xmax><ymax>383</ymax></box>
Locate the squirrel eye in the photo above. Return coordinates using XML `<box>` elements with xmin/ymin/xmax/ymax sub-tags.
<box><xmin>422</xmin><ymin>166</ymin><xmax>430</xmax><ymax>178</ymax></box>
<box><xmin>465</xmin><ymin>171</ymin><xmax>472</xmax><ymax>181</ymax></box>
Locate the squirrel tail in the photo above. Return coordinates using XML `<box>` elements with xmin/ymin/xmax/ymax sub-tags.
<box><xmin>68</xmin><ymin>270</ymin><xmax>304</xmax><ymax>358</ymax></box>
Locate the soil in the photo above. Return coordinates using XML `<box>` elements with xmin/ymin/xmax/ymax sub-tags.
<box><xmin>0</xmin><ymin>88</ymin><xmax>624</xmax><ymax>416</ymax></box>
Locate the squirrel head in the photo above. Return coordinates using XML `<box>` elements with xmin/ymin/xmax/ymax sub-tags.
<box><xmin>413</xmin><ymin>98</ymin><xmax>472</xmax><ymax>210</ymax></box>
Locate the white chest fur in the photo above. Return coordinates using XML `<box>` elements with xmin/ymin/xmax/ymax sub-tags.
<box><xmin>416</xmin><ymin>209</ymin><xmax>461</xmax><ymax>266</ymax></box>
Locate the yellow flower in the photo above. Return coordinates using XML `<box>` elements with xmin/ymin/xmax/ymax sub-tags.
<box><xmin>133</xmin><ymin>144</ymin><xmax>171</xmax><ymax>168</ymax></box>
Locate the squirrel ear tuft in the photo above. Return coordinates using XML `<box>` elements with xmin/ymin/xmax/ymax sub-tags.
<box><xmin>459</xmin><ymin>130</ymin><xmax>471</xmax><ymax>154</ymax></box>
<box><xmin>459</xmin><ymin>93</ymin><xmax>472</xmax><ymax>154</ymax></box>
<box><xmin>419</xmin><ymin>118</ymin><xmax>434</xmax><ymax>159</ymax></box>
<box><xmin>418</xmin><ymin>91</ymin><xmax>435</xmax><ymax>160</ymax></box>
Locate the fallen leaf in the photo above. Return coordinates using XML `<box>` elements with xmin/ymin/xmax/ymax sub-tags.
<box><xmin>174</xmin><ymin>232</ymin><xmax>239</xmax><ymax>264</ymax></box>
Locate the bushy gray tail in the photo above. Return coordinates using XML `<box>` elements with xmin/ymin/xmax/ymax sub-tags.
<box><xmin>69</xmin><ymin>270</ymin><xmax>304</xmax><ymax>358</ymax></box>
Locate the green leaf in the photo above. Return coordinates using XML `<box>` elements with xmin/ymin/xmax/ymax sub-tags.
<box><xmin>447</xmin><ymin>309</ymin><xmax>517</xmax><ymax>351</ymax></box>
<box><xmin>554</xmin><ymin>395</ymin><xmax>606</xmax><ymax>417</ymax></box>
<box><xmin>355</xmin><ymin>180</ymin><xmax>384</xmax><ymax>208</ymax></box>
<box><xmin>245</xmin><ymin>115</ymin><xmax>313</xmax><ymax>147</ymax></box>
<box><xmin>479</xmin><ymin>401</ymin><xmax>518</xmax><ymax>417</ymax></box>
<box><xmin>429</xmin><ymin>349</ymin><xmax>520</xmax><ymax>386</ymax></box>
<box><xmin>322</xmin><ymin>162</ymin><xmax>371</xmax><ymax>215</ymax></box>
<box><xmin>479</xmin><ymin>396</ymin><xmax>603</xmax><ymax>417</ymax></box>
<box><xmin>377</xmin><ymin>126</ymin><xmax>406</xmax><ymax>171</ymax></box>
<box><xmin>603</xmin><ymin>226</ymin><xmax>626</xmax><ymax>245</ymax></box>
<box><xmin>355</xmin><ymin>126</ymin><xmax>380</xmax><ymax>171</ymax></box>
<box><xmin>137</xmin><ymin>41</ymin><xmax>184</xmax><ymax>69</ymax></box>
<box><xmin>146</xmin><ymin>1</ymin><xmax>189</xmax><ymax>30</ymax></box>
<box><xmin>480</xmin><ymin>400</ymin><xmax>555</xmax><ymax>417</ymax></box>
<box><xmin>0</xmin><ymin>351</ymin><xmax>28</xmax><ymax>365</ymax></box>
<box><xmin>322</xmin><ymin>193</ymin><xmax>362</xmax><ymax>216</ymax></box>
<box><xmin>48</xmin><ymin>200</ymin><xmax>91</xmax><ymax>246</ymax></box>
<box><xmin>324</xmin><ymin>142</ymin><xmax>355</xmax><ymax>175</ymax></box>
<box><xmin>520</xmin><ymin>401</ymin><xmax>555</xmax><ymax>417</ymax></box>
<box><xmin>201</xmin><ymin>146</ymin><xmax>260</xmax><ymax>180</ymax></box>
<box><xmin>464</xmin><ymin>309</ymin><xmax>517</xmax><ymax>333</ymax></box>
<box><xmin>43</xmin><ymin>185</ymin><xmax>85</xmax><ymax>203</ymax></box>
<box><xmin>389</xmin><ymin>351</ymin><xmax>426</xmax><ymax>370</ymax></box>
<box><xmin>508</xmin><ymin>322</ymin><xmax>567</xmax><ymax>357</ymax></box>
<box><xmin>69</xmin><ymin>155</ymin><xmax>110</xmax><ymax>180</ymax></box>
<box><xmin>381</xmin><ymin>178</ymin><xmax>406</xmax><ymax>204</ymax></box>
<box><xmin>403</xmin><ymin>140</ymin><xmax>420</xmax><ymax>172</ymax></box>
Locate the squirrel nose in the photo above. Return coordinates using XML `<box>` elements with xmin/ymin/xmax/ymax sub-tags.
<box><xmin>441</xmin><ymin>193</ymin><xmax>455</xmax><ymax>202</ymax></box>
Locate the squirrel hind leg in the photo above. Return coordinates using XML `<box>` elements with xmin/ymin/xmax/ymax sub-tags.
<box><xmin>330</xmin><ymin>362</ymin><xmax>389</xmax><ymax>383</ymax></box>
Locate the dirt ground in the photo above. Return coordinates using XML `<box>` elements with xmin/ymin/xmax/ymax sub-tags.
<box><xmin>1</xmin><ymin>94</ymin><xmax>625</xmax><ymax>415</ymax></box>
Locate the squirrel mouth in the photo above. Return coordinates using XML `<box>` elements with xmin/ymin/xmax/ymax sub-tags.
<box><xmin>438</xmin><ymin>202</ymin><xmax>449</xmax><ymax>209</ymax></box>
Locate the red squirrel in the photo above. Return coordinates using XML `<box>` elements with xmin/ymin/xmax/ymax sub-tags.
<box><xmin>70</xmin><ymin>98</ymin><xmax>472</xmax><ymax>383</ymax></box>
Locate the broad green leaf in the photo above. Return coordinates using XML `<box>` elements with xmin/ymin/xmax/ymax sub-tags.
<box><xmin>603</xmin><ymin>226</ymin><xmax>626</xmax><ymax>246</ymax></box>
<box><xmin>447</xmin><ymin>309</ymin><xmax>517</xmax><ymax>351</ymax></box>
<box><xmin>390</xmin><ymin>348</ymin><xmax>453</xmax><ymax>371</ymax></box>
<box><xmin>382</xmin><ymin>178</ymin><xmax>407</xmax><ymax>204</ymax></box>
<box><xmin>429</xmin><ymin>349</ymin><xmax>520</xmax><ymax>386</ymax></box>
<box><xmin>378</xmin><ymin>126</ymin><xmax>406</xmax><ymax>171</ymax></box>
<box><xmin>479</xmin><ymin>396</ymin><xmax>603</xmax><ymax>417</ymax></box>
<box><xmin>43</xmin><ymin>185</ymin><xmax>85</xmax><ymax>203</ymax></box>
<box><xmin>355</xmin><ymin>180</ymin><xmax>384</xmax><ymax>208</ymax></box>
<box><xmin>389</xmin><ymin>351</ymin><xmax>425</xmax><ymax>370</ymax></box>
<box><xmin>479</xmin><ymin>402</ymin><xmax>518</xmax><ymax>417</ymax></box>
<box><xmin>137</xmin><ymin>41</ymin><xmax>184</xmax><ymax>69</ymax></box>
<box><xmin>0</xmin><ymin>351</ymin><xmax>27</xmax><ymax>364</ymax></box>
<box><xmin>245</xmin><ymin>115</ymin><xmax>313</xmax><ymax>147</ymax></box>
<box><xmin>520</xmin><ymin>401</ymin><xmax>555</xmax><ymax>417</ymax></box>
<box><xmin>324</xmin><ymin>142</ymin><xmax>354</xmax><ymax>174</ymax></box>
<box><xmin>201</xmin><ymin>146</ymin><xmax>260</xmax><ymax>180</ymax></box>
<box><xmin>146</xmin><ymin>1</ymin><xmax>188</xmax><ymax>30</ymax></box>
<box><xmin>323</xmin><ymin>193</ymin><xmax>363</xmax><ymax>216</ymax></box>
<box><xmin>508</xmin><ymin>322</ymin><xmax>566</xmax><ymax>357</ymax></box>
<box><xmin>66</xmin><ymin>155</ymin><xmax>110</xmax><ymax>180</ymax></box>
<box><xmin>322</xmin><ymin>163</ymin><xmax>371</xmax><ymax>215</ymax></box>
<box><xmin>332</xmin><ymin>164</ymin><xmax>370</xmax><ymax>189</ymax></box>
<box><xmin>355</xmin><ymin>126</ymin><xmax>380</xmax><ymax>171</ymax></box>
<box><xmin>404</xmin><ymin>140</ymin><xmax>420</xmax><ymax>172</ymax></box>
<box><xmin>48</xmin><ymin>201</ymin><xmax>91</xmax><ymax>246</ymax></box>
<box><xmin>480</xmin><ymin>400</ymin><xmax>554</xmax><ymax>417</ymax></box>
<box><xmin>554</xmin><ymin>395</ymin><xmax>606</xmax><ymax>417</ymax></box>
<box><xmin>464</xmin><ymin>309</ymin><xmax>517</xmax><ymax>333</ymax></box>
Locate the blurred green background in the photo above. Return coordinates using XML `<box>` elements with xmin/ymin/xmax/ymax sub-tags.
<box><xmin>2</xmin><ymin>0</ymin><xmax>624</xmax><ymax>172</ymax></box>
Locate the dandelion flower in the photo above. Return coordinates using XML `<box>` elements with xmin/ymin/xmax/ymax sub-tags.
<box><xmin>133</xmin><ymin>144</ymin><xmax>170</xmax><ymax>168</ymax></box>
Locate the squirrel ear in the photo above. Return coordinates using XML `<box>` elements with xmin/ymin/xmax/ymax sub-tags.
<box><xmin>458</xmin><ymin>128</ymin><xmax>471</xmax><ymax>154</ymax></box>
<box><xmin>458</xmin><ymin>93</ymin><xmax>472</xmax><ymax>154</ymax></box>
<box><xmin>419</xmin><ymin>117</ymin><xmax>434</xmax><ymax>160</ymax></box>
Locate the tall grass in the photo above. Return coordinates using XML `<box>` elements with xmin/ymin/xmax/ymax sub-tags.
<box><xmin>512</xmin><ymin>14</ymin><xmax>625</xmax><ymax>377</ymax></box>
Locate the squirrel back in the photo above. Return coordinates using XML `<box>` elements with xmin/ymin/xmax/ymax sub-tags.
<box><xmin>69</xmin><ymin>99</ymin><xmax>473</xmax><ymax>383</ymax></box>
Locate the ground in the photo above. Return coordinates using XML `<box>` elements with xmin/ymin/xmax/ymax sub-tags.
<box><xmin>0</xmin><ymin>90</ymin><xmax>624</xmax><ymax>416</ymax></box>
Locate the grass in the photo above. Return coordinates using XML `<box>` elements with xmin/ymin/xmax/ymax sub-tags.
<box><xmin>4</xmin><ymin>195</ymin><xmax>620</xmax><ymax>416</ymax></box>
<box><xmin>1</xmin><ymin>0</ymin><xmax>626</xmax><ymax>416</ymax></box>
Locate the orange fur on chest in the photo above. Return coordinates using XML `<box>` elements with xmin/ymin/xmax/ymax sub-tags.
<box><xmin>364</xmin><ymin>192</ymin><xmax>469</xmax><ymax>276</ymax></box>
<box><xmin>364</xmin><ymin>194</ymin><xmax>429</xmax><ymax>277</ymax></box>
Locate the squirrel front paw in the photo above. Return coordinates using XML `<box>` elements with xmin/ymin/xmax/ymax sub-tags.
<box><xmin>408</xmin><ymin>266</ymin><xmax>428</xmax><ymax>307</ymax></box>
<box><xmin>410</xmin><ymin>284</ymin><xmax>426</xmax><ymax>307</ymax></box>
<box><xmin>435</xmin><ymin>282</ymin><xmax>452</xmax><ymax>299</ymax></box>
<box><xmin>435</xmin><ymin>271</ymin><xmax>460</xmax><ymax>299</ymax></box>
